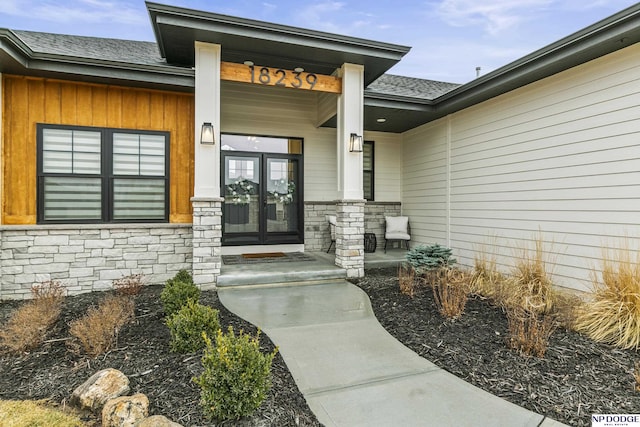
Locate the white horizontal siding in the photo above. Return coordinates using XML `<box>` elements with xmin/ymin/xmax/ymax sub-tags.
<box><xmin>364</xmin><ymin>131</ymin><xmax>402</xmax><ymax>202</ymax></box>
<box><xmin>403</xmin><ymin>43</ymin><xmax>640</xmax><ymax>291</ymax></box>
<box><xmin>402</xmin><ymin>121</ymin><xmax>449</xmax><ymax>244</ymax></box>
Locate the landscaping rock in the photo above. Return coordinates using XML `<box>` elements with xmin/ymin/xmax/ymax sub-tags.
<box><xmin>70</xmin><ymin>368</ymin><xmax>130</xmax><ymax>412</ymax></box>
<box><xmin>138</xmin><ymin>415</ymin><xmax>183</xmax><ymax>427</ymax></box>
<box><xmin>102</xmin><ymin>393</ymin><xmax>149</xmax><ymax>427</ymax></box>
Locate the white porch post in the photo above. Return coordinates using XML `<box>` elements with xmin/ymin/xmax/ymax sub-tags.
<box><xmin>192</xmin><ymin>41</ymin><xmax>223</xmax><ymax>289</ymax></box>
<box><xmin>335</xmin><ymin>63</ymin><xmax>365</xmax><ymax>278</ymax></box>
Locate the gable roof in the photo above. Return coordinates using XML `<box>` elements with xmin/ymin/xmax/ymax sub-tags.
<box><xmin>146</xmin><ymin>1</ymin><xmax>411</xmax><ymax>87</ymax></box>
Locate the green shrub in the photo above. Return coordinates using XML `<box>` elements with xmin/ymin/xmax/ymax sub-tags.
<box><xmin>173</xmin><ymin>268</ymin><xmax>195</xmax><ymax>285</ymax></box>
<box><xmin>166</xmin><ymin>300</ymin><xmax>220</xmax><ymax>353</ymax></box>
<box><xmin>160</xmin><ymin>270</ymin><xmax>200</xmax><ymax>317</ymax></box>
<box><xmin>194</xmin><ymin>327</ymin><xmax>278</xmax><ymax>421</ymax></box>
<box><xmin>406</xmin><ymin>243</ymin><xmax>456</xmax><ymax>274</ymax></box>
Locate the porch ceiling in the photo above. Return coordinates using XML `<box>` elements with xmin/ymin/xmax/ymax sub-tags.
<box><xmin>146</xmin><ymin>2</ymin><xmax>411</xmax><ymax>87</ymax></box>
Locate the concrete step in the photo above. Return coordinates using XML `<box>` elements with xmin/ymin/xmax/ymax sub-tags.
<box><xmin>217</xmin><ymin>263</ymin><xmax>347</xmax><ymax>287</ymax></box>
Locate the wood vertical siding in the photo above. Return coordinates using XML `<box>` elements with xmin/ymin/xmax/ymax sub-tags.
<box><xmin>402</xmin><ymin>43</ymin><xmax>640</xmax><ymax>291</ymax></box>
<box><xmin>1</xmin><ymin>75</ymin><xmax>194</xmax><ymax>224</ymax></box>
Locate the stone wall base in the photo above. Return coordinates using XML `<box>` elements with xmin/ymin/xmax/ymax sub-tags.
<box><xmin>0</xmin><ymin>224</ymin><xmax>192</xmax><ymax>300</ymax></box>
<box><xmin>191</xmin><ymin>197</ymin><xmax>223</xmax><ymax>290</ymax></box>
<box><xmin>334</xmin><ymin>200</ymin><xmax>365</xmax><ymax>278</ymax></box>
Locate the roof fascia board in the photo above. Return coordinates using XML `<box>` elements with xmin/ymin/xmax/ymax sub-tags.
<box><xmin>364</xmin><ymin>94</ymin><xmax>435</xmax><ymax>112</ymax></box>
<box><xmin>0</xmin><ymin>29</ymin><xmax>33</xmax><ymax>67</ymax></box>
<box><xmin>146</xmin><ymin>1</ymin><xmax>410</xmax><ymax>61</ymax></box>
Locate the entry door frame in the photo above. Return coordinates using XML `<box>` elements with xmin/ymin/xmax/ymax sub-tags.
<box><xmin>221</xmin><ymin>150</ymin><xmax>304</xmax><ymax>246</ymax></box>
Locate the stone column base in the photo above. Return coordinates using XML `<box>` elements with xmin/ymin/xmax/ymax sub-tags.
<box><xmin>191</xmin><ymin>197</ymin><xmax>223</xmax><ymax>290</ymax></box>
<box><xmin>335</xmin><ymin>199</ymin><xmax>365</xmax><ymax>278</ymax></box>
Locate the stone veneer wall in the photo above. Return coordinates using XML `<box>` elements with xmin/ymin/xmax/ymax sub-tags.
<box><xmin>304</xmin><ymin>201</ymin><xmax>402</xmax><ymax>252</ymax></box>
<box><xmin>0</xmin><ymin>224</ymin><xmax>192</xmax><ymax>300</ymax></box>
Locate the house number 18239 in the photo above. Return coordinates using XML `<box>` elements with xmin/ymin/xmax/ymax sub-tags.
<box><xmin>248</xmin><ymin>65</ymin><xmax>318</xmax><ymax>90</ymax></box>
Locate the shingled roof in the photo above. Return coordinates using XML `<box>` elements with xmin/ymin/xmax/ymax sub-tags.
<box><xmin>13</xmin><ymin>30</ymin><xmax>166</xmax><ymax>67</ymax></box>
<box><xmin>366</xmin><ymin>74</ymin><xmax>460</xmax><ymax>100</ymax></box>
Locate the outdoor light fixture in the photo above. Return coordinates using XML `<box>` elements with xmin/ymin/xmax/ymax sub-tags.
<box><xmin>349</xmin><ymin>133</ymin><xmax>363</xmax><ymax>152</ymax></box>
<box><xmin>200</xmin><ymin>122</ymin><xmax>215</xmax><ymax>145</ymax></box>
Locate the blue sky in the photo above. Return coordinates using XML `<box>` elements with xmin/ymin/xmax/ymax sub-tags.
<box><xmin>1</xmin><ymin>0</ymin><xmax>638</xmax><ymax>83</ymax></box>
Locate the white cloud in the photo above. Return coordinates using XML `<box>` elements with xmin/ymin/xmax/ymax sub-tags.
<box><xmin>435</xmin><ymin>0</ymin><xmax>553</xmax><ymax>35</ymax></box>
<box><xmin>294</xmin><ymin>2</ymin><xmax>347</xmax><ymax>33</ymax></box>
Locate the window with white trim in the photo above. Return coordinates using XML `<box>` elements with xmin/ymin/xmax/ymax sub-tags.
<box><xmin>37</xmin><ymin>124</ymin><xmax>169</xmax><ymax>223</ymax></box>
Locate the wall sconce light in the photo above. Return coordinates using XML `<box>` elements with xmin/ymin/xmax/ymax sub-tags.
<box><xmin>200</xmin><ymin>122</ymin><xmax>215</xmax><ymax>145</ymax></box>
<box><xmin>349</xmin><ymin>133</ymin><xmax>363</xmax><ymax>152</ymax></box>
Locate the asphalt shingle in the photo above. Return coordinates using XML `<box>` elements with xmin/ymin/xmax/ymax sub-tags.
<box><xmin>13</xmin><ymin>30</ymin><xmax>166</xmax><ymax>67</ymax></box>
<box><xmin>366</xmin><ymin>74</ymin><xmax>461</xmax><ymax>100</ymax></box>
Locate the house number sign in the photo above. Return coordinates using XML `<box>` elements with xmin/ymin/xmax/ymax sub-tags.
<box><xmin>249</xmin><ymin>65</ymin><xmax>318</xmax><ymax>90</ymax></box>
<box><xmin>219</xmin><ymin>61</ymin><xmax>342</xmax><ymax>94</ymax></box>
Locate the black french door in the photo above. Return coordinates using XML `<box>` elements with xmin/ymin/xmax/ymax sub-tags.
<box><xmin>221</xmin><ymin>152</ymin><xmax>303</xmax><ymax>246</ymax></box>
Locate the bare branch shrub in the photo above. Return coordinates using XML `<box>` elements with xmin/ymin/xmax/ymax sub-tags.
<box><xmin>432</xmin><ymin>268</ymin><xmax>470</xmax><ymax>319</ymax></box>
<box><xmin>506</xmin><ymin>307</ymin><xmax>557</xmax><ymax>358</ymax></box>
<box><xmin>68</xmin><ymin>295</ymin><xmax>134</xmax><ymax>357</ymax></box>
<box><xmin>574</xmin><ymin>243</ymin><xmax>640</xmax><ymax>350</ymax></box>
<box><xmin>113</xmin><ymin>273</ymin><xmax>145</xmax><ymax>296</ymax></box>
<box><xmin>0</xmin><ymin>281</ymin><xmax>65</xmax><ymax>354</ymax></box>
<box><xmin>398</xmin><ymin>263</ymin><xmax>416</xmax><ymax>298</ymax></box>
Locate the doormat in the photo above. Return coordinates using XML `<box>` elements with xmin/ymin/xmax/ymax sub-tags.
<box><xmin>222</xmin><ymin>252</ymin><xmax>315</xmax><ymax>265</ymax></box>
<box><xmin>242</xmin><ymin>252</ymin><xmax>285</xmax><ymax>259</ymax></box>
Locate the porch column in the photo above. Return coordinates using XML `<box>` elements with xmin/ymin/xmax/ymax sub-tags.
<box><xmin>192</xmin><ymin>41</ymin><xmax>223</xmax><ymax>289</ymax></box>
<box><xmin>335</xmin><ymin>63</ymin><xmax>365</xmax><ymax>278</ymax></box>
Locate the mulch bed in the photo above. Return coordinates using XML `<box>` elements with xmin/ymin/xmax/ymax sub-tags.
<box><xmin>354</xmin><ymin>268</ymin><xmax>640</xmax><ymax>427</ymax></box>
<box><xmin>2</xmin><ymin>268</ymin><xmax>639</xmax><ymax>426</ymax></box>
<box><xmin>0</xmin><ymin>286</ymin><xmax>321</xmax><ymax>426</ymax></box>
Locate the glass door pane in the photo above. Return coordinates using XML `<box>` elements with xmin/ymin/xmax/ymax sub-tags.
<box><xmin>223</xmin><ymin>156</ymin><xmax>260</xmax><ymax>236</ymax></box>
<box><xmin>266</xmin><ymin>158</ymin><xmax>299</xmax><ymax>233</ymax></box>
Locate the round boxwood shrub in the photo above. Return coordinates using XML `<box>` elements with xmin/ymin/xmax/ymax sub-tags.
<box><xmin>166</xmin><ymin>299</ymin><xmax>220</xmax><ymax>353</ymax></box>
<box><xmin>194</xmin><ymin>327</ymin><xmax>278</xmax><ymax>421</ymax></box>
<box><xmin>160</xmin><ymin>269</ymin><xmax>200</xmax><ymax>317</ymax></box>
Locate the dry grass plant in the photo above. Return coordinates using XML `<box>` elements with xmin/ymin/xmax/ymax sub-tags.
<box><xmin>469</xmin><ymin>244</ymin><xmax>506</xmax><ymax>300</ymax></box>
<box><xmin>574</xmin><ymin>244</ymin><xmax>640</xmax><ymax>350</ymax></box>
<box><xmin>501</xmin><ymin>235</ymin><xmax>559</xmax><ymax>314</ymax></box>
<box><xmin>0</xmin><ymin>281</ymin><xmax>65</xmax><ymax>354</ymax></box>
<box><xmin>506</xmin><ymin>307</ymin><xmax>557</xmax><ymax>358</ymax></box>
<box><xmin>398</xmin><ymin>263</ymin><xmax>417</xmax><ymax>298</ymax></box>
<box><xmin>432</xmin><ymin>268</ymin><xmax>470</xmax><ymax>319</ymax></box>
<box><xmin>113</xmin><ymin>273</ymin><xmax>145</xmax><ymax>296</ymax></box>
<box><xmin>68</xmin><ymin>294</ymin><xmax>134</xmax><ymax>357</ymax></box>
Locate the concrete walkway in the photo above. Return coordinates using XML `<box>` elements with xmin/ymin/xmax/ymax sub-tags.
<box><xmin>218</xmin><ymin>280</ymin><xmax>566</xmax><ymax>427</ymax></box>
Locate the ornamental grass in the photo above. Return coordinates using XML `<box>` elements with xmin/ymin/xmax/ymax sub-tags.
<box><xmin>574</xmin><ymin>244</ymin><xmax>640</xmax><ymax>350</ymax></box>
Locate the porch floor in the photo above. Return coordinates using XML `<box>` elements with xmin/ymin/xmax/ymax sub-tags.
<box><xmin>217</xmin><ymin>249</ymin><xmax>407</xmax><ymax>288</ymax></box>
